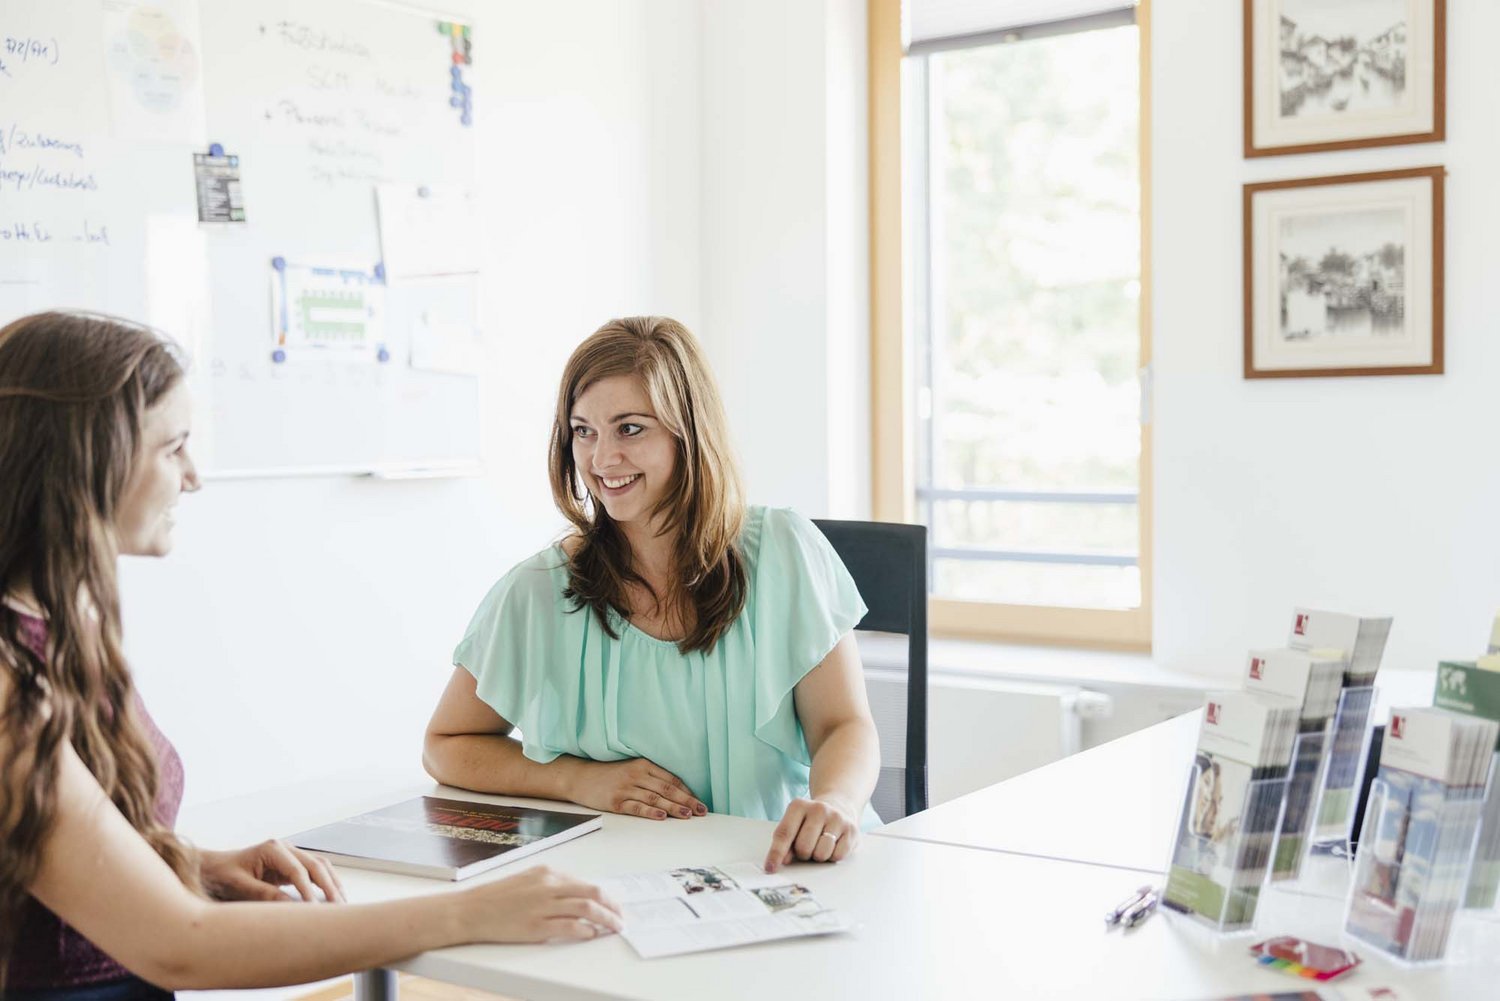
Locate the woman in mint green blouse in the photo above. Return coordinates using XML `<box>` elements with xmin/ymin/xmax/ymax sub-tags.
<box><xmin>425</xmin><ymin>317</ymin><xmax>882</xmax><ymax>872</ymax></box>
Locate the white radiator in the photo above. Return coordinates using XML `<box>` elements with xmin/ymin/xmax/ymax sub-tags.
<box><xmin>864</xmin><ymin>669</ymin><xmax>1114</xmax><ymax>807</ymax></box>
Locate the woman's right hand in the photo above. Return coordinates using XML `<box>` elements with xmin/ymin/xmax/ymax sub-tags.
<box><xmin>565</xmin><ymin>757</ymin><xmax>707</xmax><ymax>820</ymax></box>
<box><xmin>463</xmin><ymin>866</ymin><xmax>622</xmax><ymax>943</ymax></box>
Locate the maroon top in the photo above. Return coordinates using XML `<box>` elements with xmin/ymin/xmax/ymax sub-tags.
<box><xmin>5</xmin><ymin>611</ymin><xmax>186</xmax><ymax>990</ymax></box>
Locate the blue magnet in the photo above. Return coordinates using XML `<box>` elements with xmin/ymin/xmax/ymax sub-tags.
<box><xmin>373</xmin><ymin>261</ymin><xmax>385</xmax><ymax>282</ymax></box>
<box><xmin>376</xmin><ymin>346</ymin><xmax>390</xmax><ymax>363</ymax></box>
<box><xmin>450</xmin><ymin>94</ymin><xmax>462</xmax><ymax>107</ymax></box>
<box><xmin>271</xmin><ymin>255</ymin><xmax>286</xmax><ymax>271</ymax></box>
<box><xmin>450</xmin><ymin>65</ymin><xmax>461</xmax><ymax>80</ymax></box>
<box><xmin>460</xmin><ymin>113</ymin><xmax>471</xmax><ymax>127</ymax></box>
<box><xmin>271</xmin><ymin>348</ymin><xmax>287</xmax><ymax>363</ymax></box>
<box><xmin>209</xmin><ymin>142</ymin><xmax>224</xmax><ymax>157</ymax></box>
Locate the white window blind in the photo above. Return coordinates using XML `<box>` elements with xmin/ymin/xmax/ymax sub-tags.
<box><xmin>906</xmin><ymin>1</ymin><xmax>1136</xmax><ymax>54</ymax></box>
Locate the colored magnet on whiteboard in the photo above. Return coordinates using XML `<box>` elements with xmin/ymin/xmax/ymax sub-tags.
<box><xmin>209</xmin><ymin>142</ymin><xmax>224</xmax><ymax>157</ymax></box>
<box><xmin>271</xmin><ymin>256</ymin><xmax>286</xmax><ymax>271</ymax></box>
<box><xmin>377</xmin><ymin>346</ymin><xmax>391</xmax><ymax>363</ymax></box>
<box><xmin>272</xmin><ymin>349</ymin><xmax>287</xmax><ymax>364</ymax></box>
<box><xmin>373</xmin><ymin>261</ymin><xmax>385</xmax><ymax>282</ymax></box>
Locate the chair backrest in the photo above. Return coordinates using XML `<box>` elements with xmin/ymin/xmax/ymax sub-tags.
<box><xmin>812</xmin><ymin>519</ymin><xmax>928</xmax><ymax>821</ymax></box>
<box><xmin>1349</xmin><ymin>723</ymin><xmax>1386</xmax><ymax>856</ymax></box>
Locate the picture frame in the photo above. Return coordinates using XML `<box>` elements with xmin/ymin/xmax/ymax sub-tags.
<box><xmin>1243</xmin><ymin>0</ymin><xmax>1445</xmax><ymax>157</ymax></box>
<box><xmin>1243</xmin><ymin>166</ymin><xmax>1443</xmax><ymax>379</ymax></box>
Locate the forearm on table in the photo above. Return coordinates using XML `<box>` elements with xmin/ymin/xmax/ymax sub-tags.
<box><xmin>150</xmin><ymin>895</ymin><xmax>467</xmax><ymax>990</ymax></box>
<box><xmin>422</xmin><ymin>730</ymin><xmax>579</xmax><ymax>802</ymax></box>
<box><xmin>808</xmin><ymin>719</ymin><xmax>881</xmax><ymax>813</ymax></box>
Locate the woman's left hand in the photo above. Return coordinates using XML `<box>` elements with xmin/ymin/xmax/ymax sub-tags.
<box><xmin>763</xmin><ymin>796</ymin><xmax>859</xmax><ymax>873</ymax></box>
<box><xmin>199</xmin><ymin>840</ymin><xmax>346</xmax><ymax>903</ymax></box>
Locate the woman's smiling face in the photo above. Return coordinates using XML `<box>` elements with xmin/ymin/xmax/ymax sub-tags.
<box><xmin>569</xmin><ymin>374</ymin><xmax>677</xmax><ymax>528</ymax></box>
<box><xmin>114</xmin><ymin>382</ymin><xmax>199</xmax><ymax>557</ymax></box>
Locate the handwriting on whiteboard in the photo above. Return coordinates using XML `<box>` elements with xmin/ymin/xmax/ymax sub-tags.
<box><xmin>4</xmin><ymin>35</ymin><xmax>60</xmax><ymax>65</ymax></box>
<box><xmin>0</xmin><ymin>219</ymin><xmax>109</xmax><ymax>245</ymax></box>
<box><xmin>0</xmin><ymin>122</ymin><xmax>84</xmax><ymax>158</ymax></box>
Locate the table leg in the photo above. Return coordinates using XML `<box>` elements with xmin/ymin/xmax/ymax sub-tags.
<box><xmin>354</xmin><ymin>968</ymin><xmax>398</xmax><ymax>1001</ymax></box>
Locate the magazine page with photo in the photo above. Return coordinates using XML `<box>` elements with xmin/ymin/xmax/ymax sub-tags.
<box><xmin>596</xmin><ymin>863</ymin><xmax>849</xmax><ymax>958</ymax></box>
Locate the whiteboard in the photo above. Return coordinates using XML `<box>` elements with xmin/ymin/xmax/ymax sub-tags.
<box><xmin>0</xmin><ymin>0</ymin><xmax>481</xmax><ymax>476</ymax></box>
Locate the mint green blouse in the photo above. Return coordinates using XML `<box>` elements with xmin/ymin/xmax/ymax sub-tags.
<box><xmin>453</xmin><ymin>506</ymin><xmax>871</xmax><ymax>823</ymax></box>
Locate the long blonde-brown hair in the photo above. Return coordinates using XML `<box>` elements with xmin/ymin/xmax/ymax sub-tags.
<box><xmin>0</xmin><ymin>311</ymin><xmax>201</xmax><ymax>971</ymax></box>
<box><xmin>548</xmin><ymin>317</ymin><xmax>747</xmax><ymax>654</ymax></box>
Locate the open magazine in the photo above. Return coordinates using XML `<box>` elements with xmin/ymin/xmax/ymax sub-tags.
<box><xmin>595</xmin><ymin>863</ymin><xmax>849</xmax><ymax>958</ymax></box>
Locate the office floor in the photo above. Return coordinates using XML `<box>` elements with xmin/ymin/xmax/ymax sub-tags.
<box><xmin>296</xmin><ymin>976</ymin><xmax>511</xmax><ymax>1001</ymax></box>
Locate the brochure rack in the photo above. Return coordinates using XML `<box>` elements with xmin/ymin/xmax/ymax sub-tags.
<box><xmin>1462</xmin><ymin>750</ymin><xmax>1500</xmax><ymax>912</ymax></box>
<box><xmin>1343</xmin><ymin>776</ymin><xmax>1486</xmax><ymax>964</ymax></box>
<box><xmin>1163</xmin><ymin>764</ymin><xmax>1291</xmax><ymax>933</ymax></box>
<box><xmin>1269</xmin><ymin>721</ymin><xmax>1335</xmax><ymax>883</ymax></box>
<box><xmin>1309</xmin><ymin>685</ymin><xmax>1378</xmax><ymax>854</ymax></box>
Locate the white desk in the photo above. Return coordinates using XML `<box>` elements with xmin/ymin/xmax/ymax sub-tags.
<box><xmin>180</xmin><ymin>772</ymin><xmax>1498</xmax><ymax>1001</ymax></box>
<box><xmin>878</xmin><ymin>710</ymin><xmax>1202</xmax><ymax>873</ymax></box>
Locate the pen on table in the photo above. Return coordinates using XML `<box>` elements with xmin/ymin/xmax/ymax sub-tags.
<box><xmin>1105</xmin><ymin>885</ymin><xmax>1153</xmax><ymax>928</ymax></box>
<box><xmin>1119</xmin><ymin>888</ymin><xmax>1159</xmax><ymax>930</ymax></box>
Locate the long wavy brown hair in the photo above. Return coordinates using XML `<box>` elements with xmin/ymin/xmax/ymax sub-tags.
<box><xmin>0</xmin><ymin>311</ymin><xmax>201</xmax><ymax>973</ymax></box>
<box><xmin>548</xmin><ymin>317</ymin><xmax>747</xmax><ymax>654</ymax></box>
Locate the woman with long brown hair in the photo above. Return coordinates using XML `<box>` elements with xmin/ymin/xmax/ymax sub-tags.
<box><xmin>0</xmin><ymin>312</ymin><xmax>620</xmax><ymax>1001</ymax></box>
<box><xmin>424</xmin><ymin>317</ymin><xmax>881</xmax><ymax>873</ymax></box>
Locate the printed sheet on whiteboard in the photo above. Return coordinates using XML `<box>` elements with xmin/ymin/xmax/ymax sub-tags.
<box><xmin>376</xmin><ymin>184</ymin><xmax>480</xmax><ymax>280</ymax></box>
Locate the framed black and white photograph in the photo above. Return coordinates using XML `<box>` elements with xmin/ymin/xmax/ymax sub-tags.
<box><xmin>1244</xmin><ymin>166</ymin><xmax>1443</xmax><ymax>379</ymax></box>
<box><xmin>1244</xmin><ymin>0</ymin><xmax>1445</xmax><ymax>157</ymax></box>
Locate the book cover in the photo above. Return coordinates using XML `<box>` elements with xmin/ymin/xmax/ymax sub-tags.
<box><xmin>291</xmin><ymin>796</ymin><xmax>602</xmax><ymax>881</ymax></box>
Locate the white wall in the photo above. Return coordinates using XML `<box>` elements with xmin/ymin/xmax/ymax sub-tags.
<box><xmin>704</xmin><ymin>0</ymin><xmax>1500</xmax><ymax>685</ymax></box>
<box><xmin>1151</xmin><ymin>0</ymin><xmax>1500</xmax><ymax>679</ymax></box>
<box><xmin>699</xmin><ymin>0</ymin><xmax>870</xmax><ymax>518</ymax></box>
<box><xmin>122</xmin><ymin>0</ymin><xmax>704</xmax><ymax>806</ymax></box>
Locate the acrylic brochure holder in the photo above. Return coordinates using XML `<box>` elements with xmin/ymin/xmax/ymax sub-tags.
<box><xmin>1162</xmin><ymin>760</ymin><xmax>1291</xmax><ymax>934</ymax></box>
<box><xmin>1268</xmin><ymin>720</ymin><xmax>1335</xmax><ymax>884</ymax></box>
<box><xmin>1342</xmin><ymin>775</ymin><xmax>1487</xmax><ymax>964</ymax></box>
<box><xmin>1462</xmin><ymin>750</ymin><xmax>1500</xmax><ymax>914</ymax></box>
<box><xmin>1308</xmin><ymin>686</ymin><xmax>1378</xmax><ymax>856</ymax></box>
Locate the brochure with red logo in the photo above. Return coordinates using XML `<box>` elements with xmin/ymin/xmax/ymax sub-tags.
<box><xmin>1344</xmin><ymin>706</ymin><xmax>1497</xmax><ymax>962</ymax></box>
<box><xmin>1163</xmin><ymin>690</ymin><xmax>1300</xmax><ymax>929</ymax></box>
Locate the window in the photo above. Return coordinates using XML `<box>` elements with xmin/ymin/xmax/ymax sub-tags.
<box><xmin>871</xmin><ymin>1</ymin><xmax>1151</xmax><ymax>648</ymax></box>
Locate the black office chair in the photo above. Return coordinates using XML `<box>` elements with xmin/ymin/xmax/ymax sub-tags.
<box><xmin>812</xmin><ymin>519</ymin><xmax>928</xmax><ymax>821</ymax></box>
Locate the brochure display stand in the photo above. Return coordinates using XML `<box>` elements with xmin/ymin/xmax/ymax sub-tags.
<box><xmin>1164</xmin><ymin>766</ymin><xmax>1291</xmax><ymax>933</ymax></box>
<box><xmin>1270</xmin><ymin>720</ymin><xmax>1335</xmax><ymax>882</ymax></box>
<box><xmin>1309</xmin><ymin>686</ymin><xmax>1379</xmax><ymax>854</ymax></box>
<box><xmin>1343</xmin><ymin>776</ymin><xmax>1486</xmax><ymax>963</ymax></box>
<box><xmin>1462</xmin><ymin>750</ymin><xmax>1500</xmax><ymax>912</ymax></box>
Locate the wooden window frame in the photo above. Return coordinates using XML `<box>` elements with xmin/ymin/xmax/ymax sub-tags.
<box><xmin>868</xmin><ymin>0</ymin><xmax>1153</xmax><ymax>651</ymax></box>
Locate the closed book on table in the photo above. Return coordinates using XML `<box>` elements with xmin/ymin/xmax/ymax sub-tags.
<box><xmin>291</xmin><ymin>796</ymin><xmax>602</xmax><ymax>880</ymax></box>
